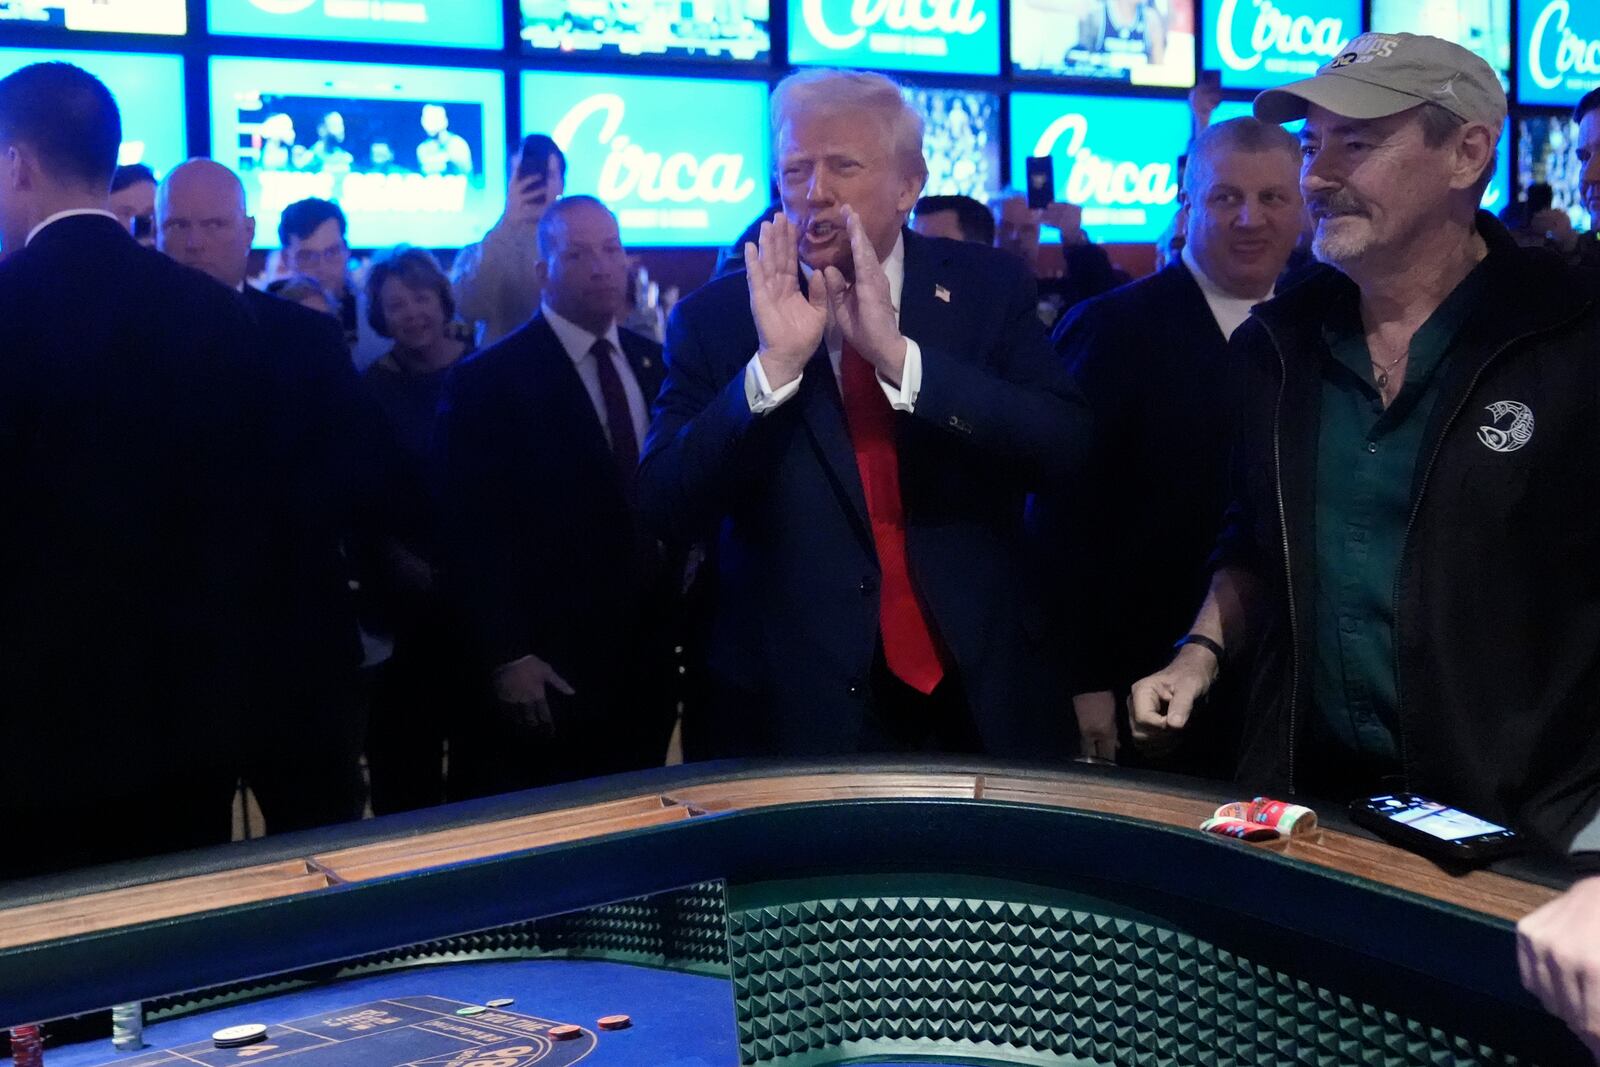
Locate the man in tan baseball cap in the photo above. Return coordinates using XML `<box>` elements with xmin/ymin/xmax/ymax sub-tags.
<box><xmin>1127</xmin><ymin>35</ymin><xmax>1600</xmax><ymax>1058</ymax></box>
<box><xmin>1254</xmin><ymin>31</ymin><xmax>1507</xmax><ymax>130</ymax></box>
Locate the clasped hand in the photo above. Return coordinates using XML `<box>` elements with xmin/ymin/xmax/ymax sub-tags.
<box><xmin>743</xmin><ymin>207</ymin><xmax>907</xmax><ymax>391</ymax></box>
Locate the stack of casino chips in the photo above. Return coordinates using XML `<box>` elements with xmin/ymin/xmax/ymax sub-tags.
<box><xmin>1200</xmin><ymin>797</ymin><xmax>1317</xmax><ymax>841</ymax></box>
<box><xmin>9</xmin><ymin>1024</ymin><xmax>43</xmax><ymax>1067</ymax></box>
<box><xmin>112</xmin><ymin>1002</ymin><xmax>144</xmax><ymax>1051</ymax></box>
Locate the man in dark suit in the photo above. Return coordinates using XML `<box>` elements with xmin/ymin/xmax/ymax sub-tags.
<box><xmin>0</xmin><ymin>64</ymin><xmax>270</xmax><ymax>876</ymax></box>
<box><xmin>155</xmin><ymin>158</ymin><xmax>372</xmax><ymax>833</ymax></box>
<box><xmin>439</xmin><ymin>195</ymin><xmax>675</xmax><ymax>793</ymax></box>
<box><xmin>1048</xmin><ymin>117</ymin><xmax>1303</xmax><ymax>771</ymax></box>
<box><xmin>638</xmin><ymin>70</ymin><xmax>1092</xmax><ymax>760</ymax></box>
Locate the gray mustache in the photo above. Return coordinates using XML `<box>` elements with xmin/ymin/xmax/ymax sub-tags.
<box><xmin>1309</xmin><ymin>193</ymin><xmax>1364</xmax><ymax>216</ymax></box>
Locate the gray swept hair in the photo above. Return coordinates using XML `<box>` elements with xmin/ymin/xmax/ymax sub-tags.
<box><xmin>770</xmin><ymin>68</ymin><xmax>927</xmax><ymax>181</ymax></box>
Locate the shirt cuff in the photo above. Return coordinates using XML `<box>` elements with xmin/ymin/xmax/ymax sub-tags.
<box><xmin>1572</xmin><ymin>806</ymin><xmax>1600</xmax><ymax>856</ymax></box>
<box><xmin>745</xmin><ymin>353</ymin><xmax>802</xmax><ymax>414</ymax></box>
<box><xmin>878</xmin><ymin>337</ymin><xmax>921</xmax><ymax>412</ymax></box>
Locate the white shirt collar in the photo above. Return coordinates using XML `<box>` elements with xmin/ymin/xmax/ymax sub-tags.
<box><xmin>26</xmin><ymin>208</ymin><xmax>121</xmax><ymax>247</ymax></box>
<box><xmin>541</xmin><ymin>301</ymin><xmax>624</xmax><ymax>366</ymax></box>
<box><xmin>1182</xmin><ymin>243</ymin><xmax>1273</xmax><ymax>304</ymax></box>
<box><xmin>801</xmin><ymin>230</ymin><xmax>906</xmax><ymax>316</ymax></box>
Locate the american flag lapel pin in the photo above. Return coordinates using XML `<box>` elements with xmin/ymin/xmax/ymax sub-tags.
<box><xmin>934</xmin><ymin>284</ymin><xmax>951</xmax><ymax>303</ymax></box>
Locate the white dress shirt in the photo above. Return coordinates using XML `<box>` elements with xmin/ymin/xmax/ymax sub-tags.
<box><xmin>1182</xmin><ymin>244</ymin><xmax>1272</xmax><ymax>341</ymax></box>
<box><xmin>26</xmin><ymin>208</ymin><xmax>121</xmax><ymax>247</ymax></box>
<box><xmin>744</xmin><ymin>232</ymin><xmax>924</xmax><ymax>414</ymax></box>
<box><xmin>541</xmin><ymin>302</ymin><xmax>650</xmax><ymax>448</ymax></box>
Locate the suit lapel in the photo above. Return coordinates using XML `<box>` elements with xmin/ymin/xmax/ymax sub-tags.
<box><xmin>797</xmin><ymin>343</ymin><xmax>871</xmax><ymax>535</ymax></box>
<box><xmin>526</xmin><ymin>315</ymin><xmax>613</xmax><ymax>463</ymax></box>
<box><xmin>618</xmin><ymin>330</ymin><xmax>665</xmax><ymax>408</ymax></box>
<box><xmin>898</xmin><ymin>230</ymin><xmax>950</xmax><ymax>360</ymax></box>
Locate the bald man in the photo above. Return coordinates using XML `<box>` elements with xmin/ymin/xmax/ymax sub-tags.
<box><xmin>157</xmin><ymin>159</ymin><xmax>375</xmax><ymax>837</ymax></box>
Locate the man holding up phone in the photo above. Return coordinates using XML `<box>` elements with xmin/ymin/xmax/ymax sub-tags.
<box><xmin>452</xmin><ymin>133</ymin><xmax>566</xmax><ymax>347</ymax></box>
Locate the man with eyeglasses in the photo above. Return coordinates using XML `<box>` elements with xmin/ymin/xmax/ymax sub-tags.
<box><xmin>274</xmin><ymin>197</ymin><xmax>387</xmax><ymax>371</ymax></box>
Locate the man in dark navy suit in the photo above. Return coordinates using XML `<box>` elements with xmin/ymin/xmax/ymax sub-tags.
<box><xmin>638</xmin><ymin>70</ymin><xmax>1093</xmax><ymax>760</ymax></box>
<box><xmin>156</xmin><ymin>159</ymin><xmax>372</xmax><ymax>834</ymax></box>
<box><xmin>1048</xmin><ymin>117</ymin><xmax>1304</xmax><ymax>771</ymax></box>
<box><xmin>0</xmin><ymin>64</ymin><xmax>269</xmax><ymax>876</ymax></box>
<box><xmin>439</xmin><ymin>196</ymin><xmax>676</xmax><ymax>792</ymax></box>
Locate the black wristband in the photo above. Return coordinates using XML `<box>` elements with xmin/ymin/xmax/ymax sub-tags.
<box><xmin>1174</xmin><ymin>633</ymin><xmax>1225</xmax><ymax>661</ymax></box>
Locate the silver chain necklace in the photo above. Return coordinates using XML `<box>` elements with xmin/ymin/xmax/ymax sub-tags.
<box><xmin>1371</xmin><ymin>350</ymin><xmax>1407</xmax><ymax>393</ymax></box>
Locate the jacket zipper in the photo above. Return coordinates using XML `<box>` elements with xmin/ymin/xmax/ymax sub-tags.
<box><xmin>1260</xmin><ymin>322</ymin><xmax>1301</xmax><ymax>793</ymax></box>
<box><xmin>1390</xmin><ymin>315</ymin><xmax>1587</xmax><ymax>785</ymax></box>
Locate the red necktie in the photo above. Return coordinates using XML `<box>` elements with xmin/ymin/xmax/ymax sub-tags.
<box><xmin>839</xmin><ymin>342</ymin><xmax>945</xmax><ymax>695</ymax></box>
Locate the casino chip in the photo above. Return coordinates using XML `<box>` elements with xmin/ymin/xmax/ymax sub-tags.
<box><xmin>455</xmin><ymin>1006</ymin><xmax>487</xmax><ymax>1016</ymax></box>
<box><xmin>597</xmin><ymin>1015</ymin><xmax>632</xmax><ymax>1031</ymax></box>
<box><xmin>549</xmin><ymin>1025</ymin><xmax>582</xmax><ymax>1040</ymax></box>
<box><xmin>486</xmin><ymin>998</ymin><xmax>514</xmax><ymax>1008</ymax></box>
<box><xmin>212</xmin><ymin>1024</ymin><xmax>268</xmax><ymax>1049</ymax></box>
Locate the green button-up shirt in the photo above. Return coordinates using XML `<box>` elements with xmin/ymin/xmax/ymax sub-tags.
<box><xmin>1311</xmin><ymin>264</ymin><xmax>1488</xmax><ymax>776</ymax></box>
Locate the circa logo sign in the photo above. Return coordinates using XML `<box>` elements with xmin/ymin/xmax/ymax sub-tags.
<box><xmin>1214</xmin><ymin>0</ymin><xmax>1346</xmax><ymax>72</ymax></box>
<box><xmin>552</xmin><ymin>93</ymin><xmax>757</xmax><ymax>206</ymax></box>
<box><xmin>1032</xmin><ymin>114</ymin><xmax>1177</xmax><ymax>208</ymax></box>
<box><xmin>799</xmin><ymin>0</ymin><xmax>985</xmax><ymax>50</ymax></box>
<box><xmin>1526</xmin><ymin>1</ymin><xmax>1600</xmax><ymax>93</ymax></box>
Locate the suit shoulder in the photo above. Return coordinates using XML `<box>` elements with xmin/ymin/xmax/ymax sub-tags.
<box><xmin>672</xmin><ymin>269</ymin><xmax>749</xmax><ymax>323</ymax></box>
<box><xmin>619</xmin><ymin>325</ymin><xmax>663</xmax><ymax>360</ymax></box>
<box><xmin>933</xmin><ymin>237</ymin><xmax>1035</xmax><ymax>288</ymax></box>
<box><xmin>453</xmin><ymin>317</ymin><xmax>544</xmax><ymax>387</ymax></box>
<box><xmin>246</xmin><ymin>286</ymin><xmax>346</xmax><ymax>345</ymax></box>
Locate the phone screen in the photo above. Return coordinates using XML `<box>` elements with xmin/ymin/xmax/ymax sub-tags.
<box><xmin>1025</xmin><ymin>156</ymin><xmax>1054</xmax><ymax>210</ymax></box>
<box><xmin>1367</xmin><ymin>794</ymin><xmax>1511</xmax><ymax>842</ymax></box>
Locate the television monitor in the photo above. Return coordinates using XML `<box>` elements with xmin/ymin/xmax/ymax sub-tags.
<box><xmin>209</xmin><ymin>57</ymin><xmax>506</xmax><ymax>250</ymax></box>
<box><xmin>790</xmin><ymin>0</ymin><xmax>1000</xmax><ymax>75</ymax></box>
<box><xmin>0</xmin><ymin>48</ymin><xmax>185</xmax><ymax>174</ymax></box>
<box><xmin>1010</xmin><ymin>92</ymin><xmax>1189</xmax><ymax>242</ymax></box>
<box><xmin>1516</xmin><ymin>115</ymin><xmax>1592</xmax><ymax>230</ymax></box>
<box><xmin>209</xmin><ymin>0</ymin><xmax>503</xmax><ymax>50</ymax></box>
<box><xmin>903</xmin><ymin>87</ymin><xmax>1000</xmax><ymax>200</ymax></box>
<box><xmin>1011</xmin><ymin>0</ymin><xmax>1194</xmax><ymax>87</ymax></box>
<box><xmin>1200</xmin><ymin>0</ymin><xmax>1359</xmax><ymax>90</ymax></box>
<box><xmin>521</xmin><ymin>0</ymin><xmax>770</xmax><ymax>62</ymax></box>
<box><xmin>521</xmin><ymin>71</ymin><xmax>768</xmax><ymax>247</ymax></box>
<box><xmin>1370</xmin><ymin>0</ymin><xmax>1510</xmax><ymax>90</ymax></box>
<box><xmin>1517</xmin><ymin>0</ymin><xmax>1600</xmax><ymax>108</ymax></box>
<box><xmin>0</xmin><ymin>0</ymin><xmax>183</xmax><ymax>35</ymax></box>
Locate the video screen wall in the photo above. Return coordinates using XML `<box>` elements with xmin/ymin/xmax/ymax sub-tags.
<box><xmin>211</xmin><ymin>57</ymin><xmax>506</xmax><ymax>249</ymax></box>
<box><xmin>1200</xmin><ymin>0</ymin><xmax>1358</xmax><ymax>90</ymax></box>
<box><xmin>0</xmin><ymin>0</ymin><xmax>184</xmax><ymax>34</ymax></box>
<box><xmin>1518</xmin><ymin>0</ymin><xmax>1600</xmax><ymax>108</ymax></box>
<box><xmin>1012</xmin><ymin>0</ymin><xmax>1194</xmax><ymax>87</ymax></box>
<box><xmin>521</xmin><ymin>0</ymin><xmax>770</xmax><ymax>62</ymax></box>
<box><xmin>14</xmin><ymin>0</ymin><xmax>1595</xmax><ymax>249</ymax></box>
<box><xmin>209</xmin><ymin>0</ymin><xmax>504</xmax><ymax>49</ymax></box>
<box><xmin>1518</xmin><ymin>115</ymin><xmax>1593</xmax><ymax>230</ymax></box>
<box><xmin>904</xmin><ymin>87</ymin><xmax>1000</xmax><ymax>201</ymax></box>
<box><xmin>0</xmin><ymin>47</ymin><xmax>186</xmax><ymax>175</ymax></box>
<box><xmin>1370</xmin><ymin>0</ymin><xmax>1510</xmax><ymax>90</ymax></box>
<box><xmin>521</xmin><ymin>71</ymin><xmax>768</xmax><ymax>247</ymax></box>
<box><xmin>790</xmin><ymin>0</ymin><xmax>1000</xmax><ymax>75</ymax></box>
<box><xmin>1011</xmin><ymin>92</ymin><xmax>1187</xmax><ymax>242</ymax></box>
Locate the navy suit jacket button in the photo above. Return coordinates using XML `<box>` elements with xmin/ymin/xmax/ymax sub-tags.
<box><xmin>860</xmin><ymin>575</ymin><xmax>877</xmax><ymax>596</ymax></box>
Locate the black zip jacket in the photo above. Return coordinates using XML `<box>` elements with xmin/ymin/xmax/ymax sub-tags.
<box><xmin>1214</xmin><ymin>213</ymin><xmax>1600</xmax><ymax>855</ymax></box>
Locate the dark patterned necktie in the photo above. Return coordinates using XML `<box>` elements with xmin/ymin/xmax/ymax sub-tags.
<box><xmin>590</xmin><ymin>336</ymin><xmax>639</xmax><ymax>480</ymax></box>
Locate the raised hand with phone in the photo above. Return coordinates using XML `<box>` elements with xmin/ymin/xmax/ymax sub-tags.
<box><xmin>451</xmin><ymin>133</ymin><xmax>568</xmax><ymax>346</ymax></box>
